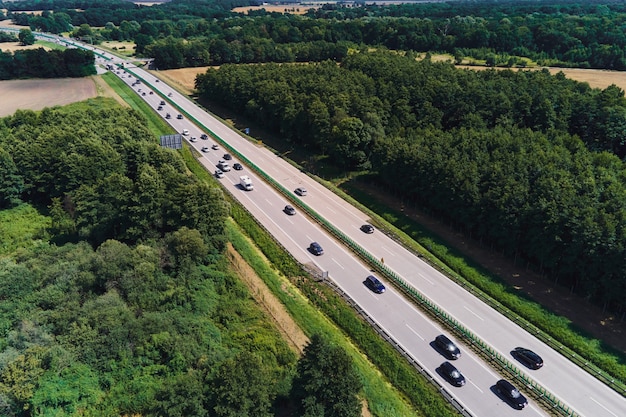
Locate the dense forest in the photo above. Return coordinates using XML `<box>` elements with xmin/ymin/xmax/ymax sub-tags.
<box><xmin>0</xmin><ymin>100</ymin><xmax>363</xmax><ymax>416</ymax></box>
<box><xmin>6</xmin><ymin>0</ymin><xmax>626</xmax><ymax>69</ymax></box>
<box><xmin>0</xmin><ymin>48</ymin><xmax>95</xmax><ymax>79</ymax></box>
<box><xmin>196</xmin><ymin>52</ymin><xmax>626</xmax><ymax>313</ymax></box>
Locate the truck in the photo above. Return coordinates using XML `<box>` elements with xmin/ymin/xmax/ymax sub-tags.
<box><xmin>240</xmin><ymin>175</ymin><xmax>253</xmax><ymax>191</ymax></box>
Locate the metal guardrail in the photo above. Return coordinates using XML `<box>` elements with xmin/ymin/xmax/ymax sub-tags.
<box><xmin>123</xmin><ymin>66</ymin><xmax>585</xmax><ymax>416</ymax></box>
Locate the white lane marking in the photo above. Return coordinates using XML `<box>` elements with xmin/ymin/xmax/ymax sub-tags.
<box><xmin>305</xmin><ymin>235</ymin><xmax>313</xmax><ymax>242</ymax></box>
<box><xmin>589</xmin><ymin>397</ymin><xmax>619</xmax><ymax>417</ymax></box>
<box><xmin>265</xmin><ymin>198</ymin><xmax>273</xmax><ymax>206</ymax></box>
<box><xmin>332</xmin><ymin>258</ymin><xmax>344</xmax><ymax>269</ymax></box>
<box><xmin>468</xmin><ymin>379</ymin><xmax>483</xmax><ymax>393</ymax></box>
<box><xmin>405</xmin><ymin>324</ymin><xmax>424</xmax><ymax>341</ymax></box>
<box><xmin>463</xmin><ymin>306</ymin><xmax>484</xmax><ymax>321</ymax></box>
<box><xmin>381</xmin><ymin>246</ymin><xmax>396</xmax><ymax>256</ymax></box>
<box><xmin>416</xmin><ymin>272</ymin><xmax>434</xmax><ymax>285</ymax></box>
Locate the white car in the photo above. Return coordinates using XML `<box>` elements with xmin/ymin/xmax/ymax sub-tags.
<box><xmin>190</xmin><ymin>137</ymin><xmax>198</xmax><ymax>142</ymax></box>
<box><xmin>215</xmin><ymin>169</ymin><xmax>224</xmax><ymax>178</ymax></box>
<box><xmin>218</xmin><ymin>160</ymin><xmax>231</xmax><ymax>172</ymax></box>
<box><xmin>182</xmin><ymin>129</ymin><xmax>189</xmax><ymax>136</ymax></box>
<box><xmin>201</xmin><ymin>147</ymin><xmax>209</xmax><ymax>152</ymax></box>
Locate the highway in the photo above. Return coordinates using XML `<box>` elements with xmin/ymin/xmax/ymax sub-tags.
<box><xmin>93</xmin><ymin>50</ymin><xmax>625</xmax><ymax>417</ymax></box>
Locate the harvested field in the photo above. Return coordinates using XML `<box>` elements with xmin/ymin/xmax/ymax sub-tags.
<box><xmin>232</xmin><ymin>4</ymin><xmax>320</xmax><ymax>15</ymax></box>
<box><xmin>0</xmin><ymin>78</ymin><xmax>98</xmax><ymax>117</ymax></box>
<box><xmin>0</xmin><ymin>41</ymin><xmax>51</xmax><ymax>53</ymax></box>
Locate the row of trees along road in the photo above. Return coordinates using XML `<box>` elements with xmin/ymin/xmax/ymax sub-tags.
<box><xmin>196</xmin><ymin>51</ymin><xmax>626</xmax><ymax>314</ymax></box>
<box><xmin>0</xmin><ymin>100</ymin><xmax>363</xmax><ymax>416</ymax></box>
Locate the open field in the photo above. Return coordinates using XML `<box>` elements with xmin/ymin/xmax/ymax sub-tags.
<box><xmin>0</xmin><ymin>78</ymin><xmax>99</xmax><ymax>117</ymax></box>
<box><xmin>0</xmin><ymin>41</ymin><xmax>52</xmax><ymax>53</ymax></box>
<box><xmin>232</xmin><ymin>4</ymin><xmax>321</xmax><ymax>15</ymax></box>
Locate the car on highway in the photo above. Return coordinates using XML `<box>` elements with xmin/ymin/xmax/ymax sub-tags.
<box><xmin>165</xmin><ymin>113</ymin><xmax>171</xmax><ymax>119</ymax></box>
<box><xmin>496</xmin><ymin>379</ymin><xmax>528</xmax><ymax>409</ymax></box>
<box><xmin>218</xmin><ymin>160</ymin><xmax>231</xmax><ymax>172</ymax></box>
<box><xmin>365</xmin><ymin>275</ymin><xmax>386</xmax><ymax>293</ymax></box>
<box><xmin>211</xmin><ymin>144</ymin><xmax>219</xmax><ymax>150</ymax></box>
<box><xmin>168</xmin><ymin>92</ymin><xmax>173</xmax><ymax>97</ymax></box>
<box><xmin>223</xmin><ymin>153</ymin><xmax>232</xmax><ymax>160</ymax></box>
<box><xmin>201</xmin><ymin>147</ymin><xmax>209</xmax><ymax>152</ymax></box>
<box><xmin>190</xmin><ymin>137</ymin><xmax>198</xmax><ymax>142</ymax></box>
<box><xmin>295</xmin><ymin>187</ymin><xmax>307</xmax><ymax>196</ymax></box>
<box><xmin>435</xmin><ymin>334</ymin><xmax>461</xmax><ymax>360</ymax></box>
<box><xmin>309</xmin><ymin>242</ymin><xmax>324</xmax><ymax>256</ymax></box>
<box><xmin>182</xmin><ymin>129</ymin><xmax>189</xmax><ymax>136</ymax></box>
<box><xmin>214</xmin><ymin>169</ymin><xmax>224</xmax><ymax>178</ymax></box>
<box><xmin>160</xmin><ymin>100</ymin><xmax>165</xmax><ymax>105</ymax></box>
<box><xmin>233</xmin><ymin>163</ymin><xmax>243</xmax><ymax>170</ymax></box>
<box><xmin>141</xmin><ymin>92</ymin><xmax>146</xmax><ymax>96</ymax></box>
<box><xmin>511</xmin><ymin>347</ymin><xmax>543</xmax><ymax>370</ymax></box>
<box><xmin>149</xmin><ymin>91</ymin><xmax>153</xmax><ymax>95</ymax></box>
<box><xmin>361</xmin><ymin>224</ymin><xmax>375</xmax><ymax>234</ymax></box>
<box><xmin>284</xmin><ymin>205</ymin><xmax>296</xmax><ymax>215</ymax></box>
<box><xmin>177</xmin><ymin>114</ymin><xmax>183</xmax><ymax>119</ymax></box>
<box><xmin>201</xmin><ymin>134</ymin><xmax>208</xmax><ymax>140</ymax></box>
<box><xmin>157</xmin><ymin>106</ymin><xmax>163</xmax><ymax>111</ymax></box>
<box><xmin>439</xmin><ymin>362</ymin><xmax>466</xmax><ymax>387</ymax></box>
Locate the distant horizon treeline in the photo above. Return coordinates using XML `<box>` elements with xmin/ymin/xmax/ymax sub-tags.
<box><xmin>0</xmin><ymin>47</ymin><xmax>96</xmax><ymax>79</ymax></box>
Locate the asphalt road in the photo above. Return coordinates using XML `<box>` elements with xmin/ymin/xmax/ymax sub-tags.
<box><xmin>99</xmin><ymin>55</ymin><xmax>624</xmax><ymax>417</ymax></box>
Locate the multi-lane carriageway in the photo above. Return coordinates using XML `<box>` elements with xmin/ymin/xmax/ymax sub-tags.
<box><xmin>78</xmin><ymin>42</ymin><xmax>626</xmax><ymax>417</ymax></box>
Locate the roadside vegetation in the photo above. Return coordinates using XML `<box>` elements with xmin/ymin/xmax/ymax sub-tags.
<box><xmin>0</xmin><ymin>98</ymin><xmax>382</xmax><ymax>416</ymax></box>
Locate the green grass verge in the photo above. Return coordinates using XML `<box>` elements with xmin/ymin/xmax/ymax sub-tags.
<box><xmin>0</xmin><ymin>204</ymin><xmax>50</xmax><ymax>256</ymax></box>
<box><xmin>341</xmin><ymin>181</ymin><xmax>626</xmax><ymax>387</ymax></box>
<box><xmin>36</xmin><ymin>40</ymin><xmax>65</xmax><ymax>50</ymax></box>
<box><xmin>101</xmin><ymin>72</ymin><xmax>173</xmax><ymax>138</ymax></box>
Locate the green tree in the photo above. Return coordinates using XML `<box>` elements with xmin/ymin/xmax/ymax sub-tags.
<box><xmin>18</xmin><ymin>29</ymin><xmax>35</xmax><ymax>46</ymax></box>
<box><xmin>291</xmin><ymin>334</ymin><xmax>362</xmax><ymax>417</ymax></box>
<box><xmin>209</xmin><ymin>351</ymin><xmax>274</xmax><ymax>417</ymax></box>
<box><xmin>0</xmin><ymin>147</ymin><xmax>23</xmax><ymax>208</ymax></box>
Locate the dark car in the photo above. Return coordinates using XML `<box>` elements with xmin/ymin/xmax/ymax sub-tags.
<box><xmin>200</xmin><ymin>134</ymin><xmax>208</xmax><ymax>140</ymax></box>
<box><xmin>160</xmin><ymin>100</ymin><xmax>165</xmax><ymax>105</ymax></box>
<box><xmin>233</xmin><ymin>163</ymin><xmax>243</xmax><ymax>170</ymax></box>
<box><xmin>295</xmin><ymin>187</ymin><xmax>307</xmax><ymax>196</ymax></box>
<box><xmin>165</xmin><ymin>113</ymin><xmax>171</xmax><ymax>119</ymax></box>
<box><xmin>309</xmin><ymin>242</ymin><xmax>324</xmax><ymax>256</ymax></box>
<box><xmin>223</xmin><ymin>153</ymin><xmax>232</xmax><ymax>160</ymax></box>
<box><xmin>435</xmin><ymin>334</ymin><xmax>461</xmax><ymax>360</ymax></box>
<box><xmin>361</xmin><ymin>224</ymin><xmax>375</xmax><ymax>234</ymax></box>
<box><xmin>284</xmin><ymin>205</ymin><xmax>296</xmax><ymax>215</ymax></box>
<box><xmin>512</xmin><ymin>347</ymin><xmax>544</xmax><ymax>370</ymax></box>
<box><xmin>496</xmin><ymin>379</ymin><xmax>528</xmax><ymax>410</ymax></box>
<box><xmin>157</xmin><ymin>105</ymin><xmax>163</xmax><ymax>111</ymax></box>
<box><xmin>440</xmin><ymin>362</ymin><xmax>466</xmax><ymax>387</ymax></box>
<box><xmin>149</xmin><ymin>91</ymin><xmax>153</xmax><ymax>95</ymax></box>
<box><xmin>177</xmin><ymin>114</ymin><xmax>183</xmax><ymax>119</ymax></box>
<box><xmin>365</xmin><ymin>275</ymin><xmax>386</xmax><ymax>294</ymax></box>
